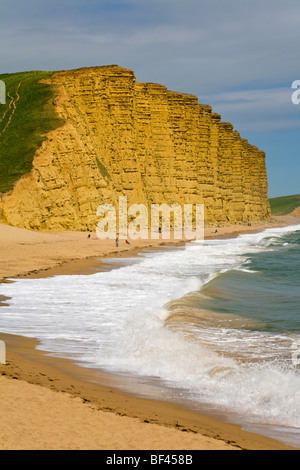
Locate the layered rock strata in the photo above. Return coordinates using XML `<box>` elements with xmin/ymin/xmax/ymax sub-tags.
<box><xmin>0</xmin><ymin>66</ymin><xmax>271</xmax><ymax>231</ymax></box>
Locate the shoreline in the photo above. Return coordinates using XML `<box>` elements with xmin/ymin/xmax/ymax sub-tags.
<box><xmin>1</xmin><ymin>214</ymin><xmax>298</xmax><ymax>282</ymax></box>
<box><xmin>0</xmin><ymin>332</ymin><xmax>295</xmax><ymax>450</ymax></box>
<box><xmin>1</xmin><ymin>215</ymin><xmax>299</xmax><ymax>450</ymax></box>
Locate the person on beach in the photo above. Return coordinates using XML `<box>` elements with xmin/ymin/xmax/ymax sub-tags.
<box><xmin>116</xmin><ymin>237</ymin><xmax>119</xmax><ymax>247</ymax></box>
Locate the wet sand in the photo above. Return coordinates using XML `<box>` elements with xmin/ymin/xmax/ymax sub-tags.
<box><xmin>0</xmin><ymin>215</ymin><xmax>299</xmax><ymax>450</ymax></box>
<box><xmin>0</xmin><ymin>332</ymin><xmax>295</xmax><ymax>450</ymax></box>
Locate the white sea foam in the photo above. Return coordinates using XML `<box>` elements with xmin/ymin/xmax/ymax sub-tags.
<box><xmin>1</xmin><ymin>224</ymin><xmax>300</xmax><ymax>440</ymax></box>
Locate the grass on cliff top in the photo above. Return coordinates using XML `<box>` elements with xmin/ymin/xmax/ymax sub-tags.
<box><xmin>269</xmin><ymin>194</ymin><xmax>300</xmax><ymax>215</ymax></box>
<box><xmin>0</xmin><ymin>71</ymin><xmax>64</xmax><ymax>193</ymax></box>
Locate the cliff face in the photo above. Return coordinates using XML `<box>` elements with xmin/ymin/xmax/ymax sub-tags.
<box><xmin>0</xmin><ymin>66</ymin><xmax>271</xmax><ymax>230</ymax></box>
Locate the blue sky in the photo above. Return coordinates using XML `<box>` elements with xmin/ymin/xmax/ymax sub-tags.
<box><xmin>1</xmin><ymin>0</ymin><xmax>299</xmax><ymax>197</ymax></box>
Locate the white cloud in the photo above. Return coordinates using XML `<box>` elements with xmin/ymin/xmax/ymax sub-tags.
<box><xmin>1</xmin><ymin>1</ymin><xmax>300</xmax><ymax>134</ymax></box>
<box><xmin>197</xmin><ymin>87</ymin><xmax>300</xmax><ymax>133</ymax></box>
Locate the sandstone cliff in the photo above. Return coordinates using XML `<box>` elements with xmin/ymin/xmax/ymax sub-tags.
<box><xmin>0</xmin><ymin>65</ymin><xmax>271</xmax><ymax>231</ymax></box>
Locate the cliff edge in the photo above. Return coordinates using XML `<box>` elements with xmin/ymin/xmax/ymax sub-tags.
<box><xmin>0</xmin><ymin>65</ymin><xmax>271</xmax><ymax>230</ymax></box>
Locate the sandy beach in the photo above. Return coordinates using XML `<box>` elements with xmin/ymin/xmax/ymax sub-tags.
<box><xmin>0</xmin><ymin>215</ymin><xmax>299</xmax><ymax>450</ymax></box>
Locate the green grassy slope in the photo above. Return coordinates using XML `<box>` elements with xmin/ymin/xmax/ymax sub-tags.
<box><xmin>269</xmin><ymin>194</ymin><xmax>300</xmax><ymax>215</ymax></box>
<box><xmin>0</xmin><ymin>71</ymin><xmax>64</xmax><ymax>193</ymax></box>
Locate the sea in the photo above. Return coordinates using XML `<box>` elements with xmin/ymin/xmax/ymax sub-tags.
<box><xmin>1</xmin><ymin>223</ymin><xmax>300</xmax><ymax>447</ymax></box>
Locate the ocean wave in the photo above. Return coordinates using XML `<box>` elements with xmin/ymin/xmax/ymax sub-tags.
<box><xmin>1</xmin><ymin>223</ymin><xmax>300</xmax><ymax>438</ymax></box>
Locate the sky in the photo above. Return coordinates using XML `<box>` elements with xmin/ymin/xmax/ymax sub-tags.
<box><xmin>0</xmin><ymin>0</ymin><xmax>299</xmax><ymax>198</ymax></box>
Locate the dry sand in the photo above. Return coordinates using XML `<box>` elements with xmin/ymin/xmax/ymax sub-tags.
<box><xmin>0</xmin><ymin>215</ymin><xmax>299</xmax><ymax>450</ymax></box>
<box><xmin>1</xmin><ymin>215</ymin><xmax>297</xmax><ymax>281</ymax></box>
<box><xmin>0</xmin><ymin>374</ymin><xmax>235</xmax><ymax>451</ymax></box>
